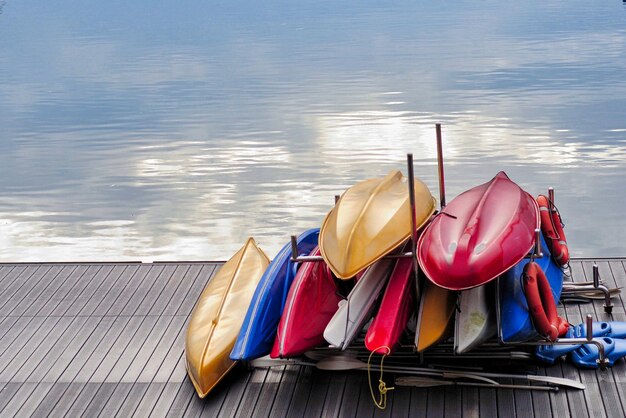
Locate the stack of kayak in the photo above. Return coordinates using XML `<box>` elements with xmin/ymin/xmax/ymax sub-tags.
<box><xmin>184</xmin><ymin>164</ymin><xmax>613</xmax><ymax>398</ymax></box>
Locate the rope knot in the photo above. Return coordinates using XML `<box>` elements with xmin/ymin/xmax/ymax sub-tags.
<box><xmin>368</xmin><ymin>346</ymin><xmax>394</xmax><ymax>410</ymax></box>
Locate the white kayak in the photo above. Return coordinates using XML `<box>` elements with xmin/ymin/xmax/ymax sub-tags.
<box><xmin>454</xmin><ymin>281</ymin><xmax>497</xmax><ymax>354</ymax></box>
<box><xmin>323</xmin><ymin>258</ymin><xmax>394</xmax><ymax>350</ymax></box>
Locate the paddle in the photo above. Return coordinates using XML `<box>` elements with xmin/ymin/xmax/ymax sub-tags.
<box><xmin>313</xmin><ymin>355</ymin><xmax>585</xmax><ymax>390</ymax></box>
<box><xmin>395</xmin><ymin>376</ymin><xmax>558</xmax><ymax>392</ymax></box>
<box><xmin>250</xmin><ymin>355</ymin><xmax>585</xmax><ymax>390</ymax></box>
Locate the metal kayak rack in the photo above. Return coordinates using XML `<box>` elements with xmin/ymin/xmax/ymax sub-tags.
<box><xmin>288</xmin><ymin>123</ymin><xmax>614</xmax><ymax>369</ymax></box>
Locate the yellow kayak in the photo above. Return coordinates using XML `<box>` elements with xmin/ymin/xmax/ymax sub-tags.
<box><xmin>185</xmin><ymin>237</ymin><xmax>270</xmax><ymax>398</ymax></box>
<box><xmin>415</xmin><ymin>280</ymin><xmax>457</xmax><ymax>352</ymax></box>
<box><xmin>320</xmin><ymin>170</ymin><xmax>436</xmax><ymax>279</ymax></box>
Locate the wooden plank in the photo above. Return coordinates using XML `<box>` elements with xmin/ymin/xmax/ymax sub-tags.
<box><xmin>71</xmin><ymin>265</ymin><xmax>128</xmax><ymax>317</ymax></box>
<box><xmin>41</xmin><ymin>265</ymin><xmax>101</xmax><ymax>317</ymax></box>
<box><xmin>112</xmin><ymin>383</ymin><xmax>150</xmax><ymax>418</ymax></box>
<box><xmin>162</xmin><ymin>264</ymin><xmax>213</xmax><ymax>316</ymax></box>
<box><xmin>389</xmin><ymin>382</ymin><xmax>411</xmax><ymax>418</ymax></box>
<box><xmin>243</xmin><ymin>366</ymin><xmax>286</xmax><ymax>418</ymax></box>
<box><xmin>183</xmin><ymin>375</ymin><xmax>230</xmax><ymax>418</ymax></box>
<box><xmin>149</xmin><ymin>382</ymin><xmax>186</xmax><ymax>418</ymax></box>
<box><xmin>232</xmin><ymin>367</ymin><xmax>269</xmax><ymax>417</ymax></box>
<box><xmin>320</xmin><ymin>372</ymin><xmax>348</xmax><ymax>418</ymax></box>
<box><xmin>268</xmin><ymin>365</ymin><xmax>303</xmax><ymax>418</ymax></box>
<box><xmin>81</xmin><ymin>382</ymin><xmax>120</xmax><ymax>417</ymax></box>
<box><xmin>215</xmin><ymin>364</ymin><xmax>254</xmax><ymax>418</ymax></box>
<box><xmin>127</xmin><ymin>265</ymin><xmax>179</xmax><ymax>316</ymax></box>
<box><xmin>0</xmin><ymin>382</ymin><xmax>40</xmax><ymax>417</ymax></box>
<box><xmin>338</xmin><ymin>372</ymin><xmax>364</xmax><ymax>418</ymax></box>
<box><xmin>11</xmin><ymin>265</ymin><xmax>73</xmax><ymax>318</ymax></box>
<box><xmin>0</xmin><ymin>265</ymin><xmax>54</xmax><ymax>315</ymax></box>
<box><xmin>355</xmin><ymin>369</ymin><xmax>376</xmax><ymax>418</ymax></box>
<box><xmin>0</xmin><ymin>316</ymin><xmax>20</xmax><ymax>342</ymax></box>
<box><xmin>30</xmin><ymin>265</ymin><xmax>89</xmax><ymax>317</ymax></box>
<box><xmin>283</xmin><ymin>364</ymin><xmax>315</xmax><ymax>418</ymax></box>
<box><xmin>89</xmin><ymin>264</ymin><xmax>141</xmax><ymax>316</ymax></box>
<box><xmin>0</xmin><ymin>265</ymin><xmax>38</xmax><ymax>303</ymax></box>
<box><xmin>176</xmin><ymin>264</ymin><xmax>216</xmax><ymax>316</ymax></box>
<box><xmin>8</xmin><ymin>316</ymin><xmax>85</xmax><ymax>382</ymax></box>
<box><xmin>443</xmin><ymin>385</ymin><xmax>461</xmax><ymax>418</ymax></box>
<box><xmin>0</xmin><ymin>383</ymin><xmax>21</xmax><ymax>415</ymax></box>
<box><xmin>408</xmin><ymin>387</ymin><xmax>427</xmax><ymax>418</ymax></box>
<box><xmin>96</xmin><ymin>382</ymin><xmax>134</xmax><ymax>417</ymax></box>
<box><xmin>51</xmin><ymin>265</ymin><xmax>110</xmax><ymax>316</ymax></box>
<box><xmin>478</xmin><ymin>387</ymin><xmax>497</xmax><ymax>417</ymax></box>
<box><xmin>0</xmin><ymin>317</ymin><xmax>51</xmax><ymax>376</ymax></box>
<box><xmin>48</xmin><ymin>316</ymin><xmax>118</xmax><ymax>382</ymax></box>
<box><xmin>132</xmin><ymin>382</ymin><xmax>167</xmax><ymax>417</ymax></box>
<box><xmin>18</xmin><ymin>383</ymin><xmax>58</xmax><ymax>417</ymax></box>
<box><xmin>166</xmin><ymin>379</ymin><xmax>196</xmax><ymax>417</ymax></box>
<box><xmin>0</xmin><ymin>265</ymin><xmax>17</xmax><ymax>287</ymax></box>
<box><xmin>107</xmin><ymin>264</ymin><xmax>156</xmax><ymax>316</ymax></box>
<box><xmin>147</xmin><ymin>264</ymin><xmax>191</xmax><ymax>316</ymax></box>
<box><xmin>461</xmin><ymin>387</ymin><xmax>479</xmax><ymax>418</ymax></box>
<box><xmin>24</xmin><ymin>314</ymin><xmax>91</xmax><ymax>383</ymax></box>
<box><xmin>580</xmin><ymin>260</ymin><xmax>625</xmax><ymax>417</ymax></box>
<box><xmin>136</xmin><ymin>315</ymin><xmax>187</xmax><ymax>382</ymax></box>
<box><xmin>104</xmin><ymin>315</ymin><xmax>162</xmax><ymax>382</ymax></box>
<box><xmin>89</xmin><ymin>315</ymin><xmax>157</xmax><ymax>383</ymax></box>
<box><xmin>152</xmin><ymin>320</ymin><xmax>187</xmax><ymax>384</ymax></box>
<box><xmin>29</xmin><ymin>382</ymin><xmax>70</xmax><ymax>418</ymax></box>
<box><xmin>305</xmin><ymin>370</ymin><xmax>334</xmax><ymax>418</ymax></box>
<box><xmin>496</xmin><ymin>387</ymin><xmax>516</xmax><ymax>418</ymax></box>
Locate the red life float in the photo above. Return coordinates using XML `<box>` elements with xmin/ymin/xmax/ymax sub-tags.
<box><xmin>536</xmin><ymin>195</ymin><xmax>569</xmax><ymax>266</ymax></box>
<box><xmin>522</xmin><ymin>261</ymin><xmax>569</xmax><ymax>341</ymax></box>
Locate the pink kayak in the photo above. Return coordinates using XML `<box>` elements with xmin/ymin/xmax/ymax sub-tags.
<box><xmin>270</xmin><ymin>247</ymin><xmax>342</xmax><ymax>358</ymax></box>
<box><xmin>365</xmin><ymin>242</ymin><xmax>415</xmax><ymax>355</ymax></box>
<box><xmin>418</xmin><ymin>172</ymin><xmax>539</xmax><ymax>291</ymax></box>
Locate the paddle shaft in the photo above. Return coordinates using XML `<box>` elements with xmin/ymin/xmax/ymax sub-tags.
<box><xmin>395</xmin><ymin>377</ymin><xmax>557</xmax><ymax>392</ymax></box>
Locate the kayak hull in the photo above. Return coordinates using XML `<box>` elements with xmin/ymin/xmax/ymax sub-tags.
<box><xmin>271</xmin><ymin>247</ymin><xmax>341</xmax><ymax>358</ymax></box>
<box><xmin>185</xmin><ymin>238</ymin><xmax>270</xmax><ymax>398</ymax></box>
<box><xmin>230</xmin><ymin>229</ymin><xmax>319</xmax><ymax>361</ymax></box>
<box><xmin>455</xmin><ymin>281</ymin><xmax>497</xmax><ymax>353</ymax></box>
<box><xmin>320</xmin><ymin>170</ymin><xmax>436</xmax><ymax>279</ymax></box>
<box><xmin>415</xmin><ymin>279</ymin><xmax>457</xmax><ymax>352</ymax></box>
<box><xmin>324</xmin><ymin>258</ymin><xmax>395</xmax><ymax>350</ymax></box>
<box><xmin>499</xmin><ymin>233</ymin><xmax>564</xmax><ymax>343</ymax></box>
<box><xmin>418</xmin><ymin>172</ymin><xmax>540</xmax><ymax>291</ymax></box>
<box><xmin>365</xmin><ymin>243</ymin><xmax>415</xmax><ymax>355</ymax></box>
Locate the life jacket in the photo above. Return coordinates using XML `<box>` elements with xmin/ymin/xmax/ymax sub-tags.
<box><xmin>536</xmin><ymin>195</ymin><xmax>569</xmax><ymax>266</ymax></box>
<box><xmin>523</xmin><ymin>261</ymin><xmax>569</xmax><ymax>341</ymax></box>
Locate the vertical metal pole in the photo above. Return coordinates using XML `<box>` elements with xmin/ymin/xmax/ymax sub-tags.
<box><xmin>436</xmin><ymin>123</ymin><xmax>446</xmax><ymax>209</ymax></box>
<box><xmin>334</xmin><ymin>195</ymin><xmax>340</xmax><ymax>204</ymax></box>
<box><xmin>593</xmin><ymin>263</ymin><xmax>600</xmax><ymax>288</ymax></box>
<box><xmin>290</xmin><ymin>235</ymin><xmax>298</xmax><ymax>262</ymax></box>
<box><xmin>534</xmin><ymin>228</ymin><xmax>543</xmax><ymax>258</ymax></box>
<box><xmin>586</xmin><ymin>314</ymin><xmax>593</xmax><ymax>341</ymax></box>
<box><xmin>407</xmin><ymin>154</ymin><xmax>420</xmax><ymax>296</ymax></box>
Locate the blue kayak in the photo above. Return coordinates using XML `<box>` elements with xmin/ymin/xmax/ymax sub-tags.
<box><xmin>230</xmin><ymin>228</ymin><xmax>320</xmax><ymax>360</ymax></box>
<box><xmin>498</xmin><ymin>233</ymin><xmax>564</xmax><ymax>343</ymax></box>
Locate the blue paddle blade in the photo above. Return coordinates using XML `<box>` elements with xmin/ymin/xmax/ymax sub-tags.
<box><xmin>571</xmin><ymin>337</ymin><xmax>622</xmax><ymax>368</ymax></box>
<box><xmin>572</xmin><ymin>322</ymin><xmax>611</xmax><ymax>339</ymax></box>
<box><xmin>607</xmin><ymin>322</ymin><xmax>626</xmax><ymax>339</ymax></box>
<box><xmin>535</xmin><ymin>328</ymin><xmax>578</xmax><ymax>364</ymax></box>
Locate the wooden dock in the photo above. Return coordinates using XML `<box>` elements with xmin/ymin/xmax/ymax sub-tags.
<box><xmin>0</xmin><ymin>259</ymin><xmax>625</xmax><ymax>417</ymax></box>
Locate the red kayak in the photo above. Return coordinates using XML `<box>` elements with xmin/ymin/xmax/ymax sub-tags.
<box><xmin>270</xmin><ymin>247</ymin><xmax>342</xmax><ymax>358</ymax></box>
<box><xmin>365</xmin><ymin>242</ymin><xmax>415</xmax><ymax>355</ymax></box>
<box><xmin>418</xmin><ymin>172</ymin><xmax>539</xmax><ymax>291</ymax></box>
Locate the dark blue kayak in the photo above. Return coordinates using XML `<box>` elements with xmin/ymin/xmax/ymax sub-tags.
<box><xmin>230</xmin><ymin>228</ymin><xmax>320</xmax><ymax>360</ymax></box>
<box><xmin>499</xmin><ymin>233</ymin><xmax>564</xmax><ymax>343</ymax></box>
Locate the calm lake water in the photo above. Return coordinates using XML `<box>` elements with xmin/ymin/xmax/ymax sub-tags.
<box><xmin>1</xmin><ymin>0</ymin><xmax>626</xmax><ymax>261</ymax></box>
